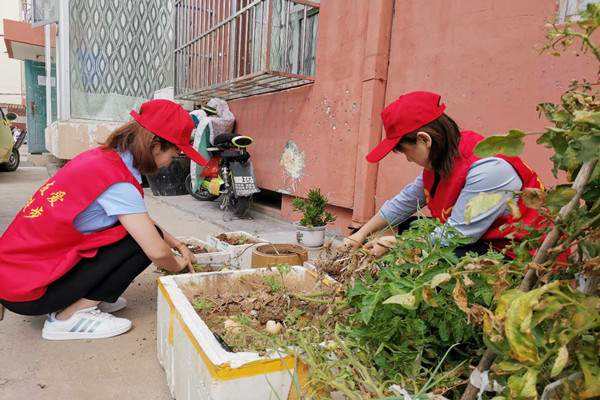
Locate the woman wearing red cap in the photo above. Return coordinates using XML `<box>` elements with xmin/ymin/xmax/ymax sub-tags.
<box><xmin>0</xmin><ymin>99</ymin><xmax>208</xmax><ymax>340</ymax></box>
<box><xmin>341</xmin><ymin>91</ymin><xmax>544</xmax><ymax>258</ymax></box>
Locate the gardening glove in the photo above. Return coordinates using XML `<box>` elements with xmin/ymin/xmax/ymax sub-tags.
<box><xmin>364</xmin><ymin>236</ymin><xmax>397</xmax><ymax>258</ymax></box>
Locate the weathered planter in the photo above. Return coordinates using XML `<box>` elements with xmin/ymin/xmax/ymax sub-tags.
<box><xmin>251</xmin><ymin>243</ymin><xmax>308</xmax><ymax>268</ymax></box>
<box><xmin>294</xmin><ymin>222</ymin><xmax>326</xmax><ymax>248</ymax></box>
<box><xmin>174</xmin><ymin>236</ymin><xmax>230</xmax><ymax>266</ymax></box>
<box><xmin>206</xmin><ymin>231</ymin><xmax>266</xmax><ymax>269</ymax></box>
<box><xmin>157</xmin><ymin>266</ymin><xmax>328</xmax><ymax>400</ymax></box>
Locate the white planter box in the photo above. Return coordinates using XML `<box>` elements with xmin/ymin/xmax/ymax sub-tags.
<box><xmin>206</xmin><ymin>231</ymin><xmax>266</xmax><ymax>269</ymax></box>
<box><xmin>175</xmin><ymin>236</ymin><xmax>230</xmax><ymax>266</ymax></box>
<box><xmin>157</xmin><ymin>266</ymin><xmax>328</xmax><ymax>400</ymax></box>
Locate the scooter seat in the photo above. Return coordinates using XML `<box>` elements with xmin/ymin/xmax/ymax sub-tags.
<box><xmin>221</xmin><ymin>149</ymin><xmax>250</xmax><ymax>162</ymax></box>
<box><xmin>213</xmin><ymin>133</ymin><xmax>237</xmax><ymax>145</ymax></box>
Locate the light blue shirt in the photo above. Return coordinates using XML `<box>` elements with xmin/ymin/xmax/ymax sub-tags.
<box><xmin>378</xmin><ymin>157</ymin><xmax>523</xmax><ymax>244</ymax></box>
<box><xmin>73</xmin><ymin>150</ymin><xmax>147</xmax><ymax>234</ymax></box>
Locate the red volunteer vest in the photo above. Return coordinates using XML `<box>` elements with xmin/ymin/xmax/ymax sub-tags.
<box><xmin>0</xmin><ymin>147</ymin><xmax>144</xmax><ymax>302</ymax></box>
<box><xmin>422</xmin><ymin>131</ymin><xmax>545</xmax><ymax>248</ymax></box>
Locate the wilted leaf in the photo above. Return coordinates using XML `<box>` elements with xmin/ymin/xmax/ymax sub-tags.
<box><xmin>583</xmin><ymin>256</ymin><xmax>600</xmax><ymax>277</ymax></box>
<box><xmin>497</xmin><ymin>360</ymin><xmax>525</xmax><ymax>372</ymax></box>
<box><xmin>430</xmin><ymin>273</ymin><xmax>452</xmax><ymax>288</ymax></box>
<box><xmin>383</xmin><ymin>293</ymin><xmax>416</xmax><ymax>307</ymax></box>
<box><xmin>521</xmin><ymin>188</ymin><xmax>546</xmax><ymax>210</ymax></box>
<box><xmin>464</xmin><ymin>192</ymin><xmax>504</xmax><ymax>225</ymax></box>
<box><xmin>577</xmin><ymin>352</ymin><xmax>600</xmax><ymax>398</ymax></box>
<box><xmin>550</xmin><ymin>345</ymin><xmax>569</xmax><ymax>377</ymax></box>
<box><xmin>505</xmin><ymin>198</ymin><xmax>521</xmax><ymax>220</ymax></box>
<box><xmin>422</xmin><ymin>288</ymin><xmax>438</xmax><ymax>307</ymax></box>
<box><xmin>493</xmin><ymin>269</ymin><xmax>511</xmax><ymax>297</ymax></box>
<box><xmin>452</xmin><ymin>280</ymin><xmax>470</xmax><ymax>314</ymax></box>
<box><xmin>573</xmin><ymin>109</ymin><xmax>600</xmax><ymax>126</ymax></box>
<box><xmin>463</xmin><ymin>274</ymin><xmax>475</xmax><ymax>287</ymax></box>
<box><xmin>474</xmin><ymin>130</ymin><xmax>527</xmax><ymax>157</ymax></box>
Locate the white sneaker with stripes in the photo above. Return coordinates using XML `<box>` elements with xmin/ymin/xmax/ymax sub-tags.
<box><xmin>42</xmin><ymin>306</ymin><xmax>132</xmax><ymax>340</ymax></box>
<box><xmin>98</xmin><ymin>297</ymin><xmax>127</xmax><ymax>313</ymax></box>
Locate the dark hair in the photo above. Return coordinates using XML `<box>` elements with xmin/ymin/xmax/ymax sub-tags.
<box><xmin>100</xmin><ymin>120</ymin><xmax>178</xmax><ymax>175</ymax></box>
<box><xmin>393</xmin><ymin>113</ymin><xmax>461</xmax><ymax>179</ymax></box>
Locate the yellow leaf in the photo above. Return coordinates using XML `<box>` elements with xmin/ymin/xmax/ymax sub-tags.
<box><xmin>430</xmin><ymin>273</ymin><xmax>452</xmax><ymax>288</ymax></box>
<box><xmin>383</xmin><ymin>293</ymin><xmax>416</xmax><ymax>307</ymax></box>
<box><xmin>505</xmin><ymin>198</ymin><xmax>522</xmax><ymax>220</ymax></box>
<box><xmin>550</xmin><ymin>345</ymin><xmax>569</xmax><ymax>377</ymax></box>
<box><xmin>464</xmin><ymin>192</ymin><xmax>504</xmax><ymax>225</ymax></box>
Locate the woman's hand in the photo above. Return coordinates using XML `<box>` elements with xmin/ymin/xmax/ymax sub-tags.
<box><xmin>176</xmin><ymin>243</ymin><xmax>198</xmax><ymax>265</ymax></box>
<box><xmin>337</xmin><ymin>232</ymin><xmax>366</xmax><ymax>252</ymax></box>
<box><xmin>364</xmin><ymin>236</ymin><xmax>398</xmax><ymax>258</ymax></box>
<box><xmin>175</xmin><ymin>255</ymin><xmax>195</xmax><ymax>273</ymax></box>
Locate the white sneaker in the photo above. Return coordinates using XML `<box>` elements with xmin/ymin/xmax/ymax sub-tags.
<box><xmin>42</xmin><ymin>306</ymin><xmax>132</xmax><ymax>340</ymax></box>
<box><xmin>98</xmin><ymin>297</ymin><xmax>127</xmax><ymax>313</ymax></box>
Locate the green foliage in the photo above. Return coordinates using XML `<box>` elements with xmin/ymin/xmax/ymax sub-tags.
<box><xmin>192</xmin><ymin>297</ymin><xmax>213</xmax><ymax>310</ymax></box>
<box><xmin>292</xmin><ymin>188</ymin><xmax>337</xmax><ymax>228</ymax></box>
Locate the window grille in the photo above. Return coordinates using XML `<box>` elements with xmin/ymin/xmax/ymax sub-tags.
<box><xmin>175</xmin><ymin>0</ymin><xmax>319</xmax><ymax>102</ymax></box>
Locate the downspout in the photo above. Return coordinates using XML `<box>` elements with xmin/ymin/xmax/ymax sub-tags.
<box><xmin>349</xmin><ymin>0</ymin><xmax>395</xmax><ymax>230</ymax></box>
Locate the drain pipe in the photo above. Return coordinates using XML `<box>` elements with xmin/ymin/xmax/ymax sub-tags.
<box><xmin>349</xmin><ymin>0</ymin><xmax>395</xmax><ymax>231</ymax></box>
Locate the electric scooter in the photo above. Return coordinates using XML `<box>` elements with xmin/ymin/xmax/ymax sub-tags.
<box><xmin>186</xmin><ymin>131</ymin><xmax>260</xmax><ymax>218</ymax></box>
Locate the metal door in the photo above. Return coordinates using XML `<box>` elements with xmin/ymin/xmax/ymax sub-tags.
<box><xmin>25</xmin><ymin>60</ymin><xmax>57</xmax><ymax>153</ymax></box>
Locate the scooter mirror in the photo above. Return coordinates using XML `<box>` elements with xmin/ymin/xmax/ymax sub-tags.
<box><xmin>232</xmin><ymin>135</ymin><xmax>253</xmax><ymax>148</ymax></box>
<box><xmin>5</xmin><ymin>112</ymin><xmax>18</xmax><ymax>121</ymax></box>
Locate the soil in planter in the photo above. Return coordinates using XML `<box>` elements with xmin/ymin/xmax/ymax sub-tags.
<box><xmin>159</xmin><ymin>263</ymin><xmax>227</xmax><ymax>275</ymax></box>
<box><xmin>180</xmin><ymin>271</ymin><xmax>341</xmax><ymax>354</ymax></box>
<box><xmin>216</xmin><ymin>233</ymin><xmax>260</xmax><ymax>245</ymax></box>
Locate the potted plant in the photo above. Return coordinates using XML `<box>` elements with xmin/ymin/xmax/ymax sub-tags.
<box><xmin>292</xmin><ymin>188</ymin><xmax>336</xmax><ymax>247</ymax></box>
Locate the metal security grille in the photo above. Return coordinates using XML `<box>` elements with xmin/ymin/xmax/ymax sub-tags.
<box><xmin>175</xmin><ymin>0</ymin><xmax>319</xmax><ymax>102</ymax></box>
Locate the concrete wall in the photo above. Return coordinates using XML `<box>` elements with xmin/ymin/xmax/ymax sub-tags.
<box><xmin>0</xmin><ymin>1</ymin><xmax>24</xmax><ymax>105</ymax></box>
<box><xmin>228</xmin><ymin>0</ymin><xmax>597</xmax><ymax>233</ymax></box>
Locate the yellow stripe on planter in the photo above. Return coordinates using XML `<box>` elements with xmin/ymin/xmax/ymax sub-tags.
<box><xmin>156</xmin><ymin>267</ymin><xmax>321</xmax><ymax>399</ymax></box>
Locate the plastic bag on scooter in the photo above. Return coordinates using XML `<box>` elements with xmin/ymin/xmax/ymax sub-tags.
<box><xmin>189</xmin><ymin>99</ymin><xmax>235</xmax><ymax>193</ymax></box>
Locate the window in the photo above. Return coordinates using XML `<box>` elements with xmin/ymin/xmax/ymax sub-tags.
<box><xmin>557</xmin><ymin>0</ymin><xmax>598</xmax><ymax>22</ymax></box>
<box><xmin>174</xmin><ymin>0</ymin><xmax>319</xmax><ymax>102</ymax></box>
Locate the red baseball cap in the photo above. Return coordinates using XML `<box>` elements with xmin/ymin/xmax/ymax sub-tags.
<box><xmin>366</xmin><ymin>91</ymin><xmax>446</xmax><ymax>163</ymax></box>
<box><xmin>130</xmin><ymin>99</ymin><xmax>207</xmax><ymax>166</ymax></box>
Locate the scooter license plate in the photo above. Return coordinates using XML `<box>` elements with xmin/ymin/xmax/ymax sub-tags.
<box><xmin>230</xmin><ymin>163</ymin><xmax>260</xmax><ymax>196</ymax></box>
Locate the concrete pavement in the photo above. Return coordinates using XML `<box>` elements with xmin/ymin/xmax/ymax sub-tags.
<box><xmin>0</xmin><ymin>147</ymin><xmax>328</xmax><ymax>400</ymax></box>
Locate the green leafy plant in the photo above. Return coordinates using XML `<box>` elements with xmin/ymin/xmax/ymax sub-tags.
<box><xmin>192</xmin><ymin>297</ymin><xmax>213</xmax><ymax>310</ymax></box>
<box><xmin>460</xmin><ymin>4</ymin><xmax>600</xmax><ymax>398</ymax></box>
<box><xmin>292</xmin><ymin>188</ymin><xmax>337</xmax><ymax>228</ymax></box>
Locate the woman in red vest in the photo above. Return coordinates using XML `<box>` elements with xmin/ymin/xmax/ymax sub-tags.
<box><xmin>0</xmin><ymin>99</ymin><xmax>208</xmax><ymax>340</ymax></box>
<box><xmin>341</xmin><ymin>91</ymin><xmax>544</xmax><ymax>257</ymax></box>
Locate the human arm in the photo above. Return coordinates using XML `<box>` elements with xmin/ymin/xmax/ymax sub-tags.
<box><xmin>150</xmin><ymin>218</ymin><xmax>198</xmax><ymax>265</ymax></box>
<box><xmin>339</xmin><ymin>174</ymin><xmax>426</xmax><ymax>252</ymax></box>
<box><xmin>118</xmin><ymin>213</ymin><xmax>193</xmax><ymax>273</ymax></box>
<box><xmin>433</xmin><ymin>157</ymin><xmax>523</xmax><ymax>245</ymax></box>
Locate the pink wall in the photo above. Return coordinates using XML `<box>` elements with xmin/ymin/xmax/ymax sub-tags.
<box><xmin>228</xmin><ymin>0</ymin><xmax>597</xmax><ymax>233</ymax></box>
<box><xmin>228</xmin><ymin>0</ymin><xmax>370</xmax><ymax>217</ymax></box>
<box><xmin>378</xmin><ymin>0</ymin><xmax>598</xmax><ymax>202</ymax></box>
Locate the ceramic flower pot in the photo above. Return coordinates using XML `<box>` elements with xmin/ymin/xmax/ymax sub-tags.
<box><xmin>294</xmin><ymin>222</ymin><xmax>326</xmax><ymax>248</ymax></box>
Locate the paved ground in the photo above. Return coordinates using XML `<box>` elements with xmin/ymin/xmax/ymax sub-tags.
<box><xmin>0</xmin><ymin>147</ymin><xmax>332</xmax><ymax>399</ymax></box>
